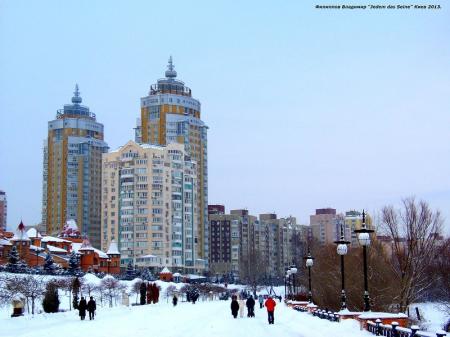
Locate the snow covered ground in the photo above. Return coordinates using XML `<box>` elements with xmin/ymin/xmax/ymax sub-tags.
<box><xmin>3</xmin><ymin>295</ymin><xmax>373</xmax><ymax>337</ymax></box>
<box><xmin>411</xmin><ymin>302</ymin><xmax>450</xmax><ymax>332</ymax></box>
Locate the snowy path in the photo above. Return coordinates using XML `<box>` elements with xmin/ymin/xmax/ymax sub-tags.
<box><xmin>3</xmin><ymin>300</ymin><xmax>372</xmax><ymax>337</ymax></box>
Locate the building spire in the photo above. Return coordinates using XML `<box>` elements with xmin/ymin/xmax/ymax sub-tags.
<box><xmin>72</xmin><ymin>84</ymin><xmax>82</xmax><ymax>104</ymax></box>
<box><xmin>165</xmin><ymin>56</ymin><xmax>177</xmax><ymax>79</ymax></box>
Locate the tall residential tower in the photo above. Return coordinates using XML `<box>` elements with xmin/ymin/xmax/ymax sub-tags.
<box><xmin>136</xmin><ymin>58</ymin><xmax>209</xmax><ymax>265</ymax></box>
<box><xmin>43</xmin><ymin>85</ymin><xmax>108</xmax><ymax>248</ymax></box>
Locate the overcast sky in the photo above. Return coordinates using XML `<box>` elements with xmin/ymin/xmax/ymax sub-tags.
<box><xmin>1</xmin><ymin>1</ymin><xmax>449</xmax><ymax>233</ymax></box>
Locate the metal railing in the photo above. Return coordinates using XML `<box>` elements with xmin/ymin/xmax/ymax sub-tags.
<box><xmin>310</xmin><ymin>308</ymin><xmax>340</xmax><ymax>322</ymax></box>
<box><xmin>367</xmin><ymin>320</ymin><xmax>447</xmax><ymax>337</ymax></box>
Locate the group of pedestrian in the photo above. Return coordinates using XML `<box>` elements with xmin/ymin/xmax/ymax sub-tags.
<box><xmin>230</xmin><ymin>294</ymin><xmax>277</xmax><ymax>325</ymax></box>
<box><xmin>78</xmin><ymin>296</ymin><xmax>96</xmax><ymax>321</ymax></box>
<box><xmin>230</xmin><ymin>294</ymin><xmax>256</xmax><ymax>319</ymax></box>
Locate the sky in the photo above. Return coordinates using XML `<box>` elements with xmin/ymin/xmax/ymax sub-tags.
<box><xmin>0</xmin><ymin>1</ymin><xmax>449</xmax><ymax>233</ymax></box>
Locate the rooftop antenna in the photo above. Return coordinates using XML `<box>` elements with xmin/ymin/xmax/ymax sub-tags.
<box><xmin>165</xmin><ymin>56</ymin><xmax>177</xmax><ymax>79</ymax></box>
<box><xmin>72</xmin><ymin>84</ymin><xmax>82</xmax><ymax>104</ymax></box>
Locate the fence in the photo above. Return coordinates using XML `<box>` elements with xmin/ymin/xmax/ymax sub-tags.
<box><xmin>366</xmin><ymin>320</ymin><xmax>446</xmax><ymax>337</ymax></box>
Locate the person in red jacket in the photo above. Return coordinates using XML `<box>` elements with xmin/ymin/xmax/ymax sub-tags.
<box><xmin>264</xmin><ymin>296</ymin><xmax>276</xmax><ymax>324</ymax></box>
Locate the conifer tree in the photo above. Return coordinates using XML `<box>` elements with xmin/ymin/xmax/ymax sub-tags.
<box><xmin>68</xmin><ymin>251</ymin><xmax>80</xmax><ymax>275</ymax></box>
<box><xmin>8</xmin><ymin>245</ymin><xmax>20</xmax><ymax>265</ymax></box>
<box><xmin>43</xmin><ymin>252</ymin><xmax>55</xmax><ymax>273</ymax></box>
<box><xmin>72</xmin><ymin>277</ymin><xmax>80</xmax><ymax>309</ymax></box>
<box><xmin>126</xmin><ymin>261</ymin><xmax>135</xmax><ymax>280</ymax></box>
<box><xmin>42</xmin><ymin>282</ymin><xmax>60</xmax><ymax>313</ymax></box>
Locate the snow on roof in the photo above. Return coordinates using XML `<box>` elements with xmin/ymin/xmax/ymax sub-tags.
<box><xmin>41</xmin><ymin>236</ymin><xmax>71</xmax><ymax>243</ymax></box>
<box><xmin>94</xmin><ymin>248</ymin><xmax>108</xmax><ymax>259</ymax></box>
<box><xmin>160</xmin><ymin>267</ymin><xmax>171</xmax><ymax>274</ymax></box>
<box><xmin>71</xmin><ymin>242</ymin><xmax>82</xmax><ymax>253</ymax></box>
<box><xmin>106</xmin><ymin>240</ymin><xmax>120</xmax><ymax>255</ymax></box>
<box><xmin>26</xmin><ymin>228</ymin><xmax>42</xmax><ymax>238</ymax></box>
<box><xmin>46</xmin><ymin>244</ymin><xmax>68</xmax><ymax>254</ymax></box>
<box><xmin>0</xmin><ymin>238</ymin><xmax>12</xmax><ymax>246</ymax></box>
<box><xmin>11</xmin><ymin>221</ymin><xmax>30</xmax><ymax>241</ymax></box>
<box><xmin>173</xmin><ymin>272</ymin><xmax>181</xmax><ymax>277</ymax></box>
<box><xmin>186</xmin><ymin>274</ymin><xmax>206</xmax><ymax>279</ymax></box>
<box><xmin>71</xmin><ymin>242</ymin><xmax>108</xmax><ymax>258</ymax></box>
<box><xmin>30</xmin><ymin>245</ymin><xmax>45</xmax><ymax>252</ymax></box>
<box><xmin>78</xmin><ymin>238</ymin><xmax>94</xmax><ymax>251</ymax></box>
<box><xmin>140</xmin><ymin>254</ymin><xmax>158</xmax><ymax>259</ymax></box>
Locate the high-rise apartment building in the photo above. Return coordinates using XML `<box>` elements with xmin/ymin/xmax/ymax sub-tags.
<box><xmin>43</xmin><ymin>85</ymin><xmax>108</xmax><ymax>248</ymax></box>
<box><xmin>136</xmin><ymin>58</ymin><xmax>208</xmax><ymax>264</ymax></box>
<box><xmin>101</xmin><ymin>141</ymin><xmax>199</xmax><ymax>271</ymax></box>
<box><xmin>310</xmin><ymin>208</ymin><xmax>339</xmax><ymax>245</ymax></box>
<box><xmin>0</xmin><ymin>190</ymin><xmax>7</xmax><ymax>230</ymax></box>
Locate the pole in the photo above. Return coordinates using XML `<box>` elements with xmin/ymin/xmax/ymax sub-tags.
<box><xmin>341</xmin><ymin>254</ymin><xmax>346</xmax><ymax>309</ymax></box>
<box><xmin>363</xmin><ymin>245</ymin><xmax>370</xmax><ymax>311</ymax></box>
<box><xmin>308</xmin><ymin>266</ymin><xmax>312</xmax><ymax>303</ymax></box>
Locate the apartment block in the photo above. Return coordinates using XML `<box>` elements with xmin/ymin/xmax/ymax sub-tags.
<box><xmin>101</xmin><ymin>141</ymin><xmax>199</xmax><ymax>271</ymax></box>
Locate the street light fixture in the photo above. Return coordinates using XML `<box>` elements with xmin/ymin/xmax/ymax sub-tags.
<box><xmin>304</xmin><ymin>249</ymin><xmax>314</xmax><ymax>303</ymax></box>
<box><xmin>354</xmin><ymin>210</ymin><xmax>374</xmax><ymax>312</ymax></box>
<box><xmin>334</xmin><ymin>220</ymin><xmax>350</xmax><ymax>310</ymax></box>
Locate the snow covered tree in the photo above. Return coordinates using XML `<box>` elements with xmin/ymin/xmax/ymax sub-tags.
<box><xmin>8</xmin><ymin>245</ymin><xmax>20</xmax><ymax>265</ymax></box>
<box><xmin>101</xmin><ymin>275</ymin><xmax>124</xmax><ymax>307</ymax></box>
<box><xmin>42</xmin><ymin>281</ymin><xmax>60</xmax><ymax>313</ymax></box>
<box><xmin>140</xmin><ymin>268</ymin><xmax>154</xmax><ymax>281</ymax></box>
<box><xmin>68</xmin><ymin>251</ymin><xmax>80</xmax><ymax>275</ymax></box>
<box><xmin>125</xmin><ymin>261</ymin><xmax>136</xmax><ymax>280</ymax></box>
<box><xmin>43</xmin><ymin>252</ymin><xmax>56</xmax><ymax>274</ymax></box>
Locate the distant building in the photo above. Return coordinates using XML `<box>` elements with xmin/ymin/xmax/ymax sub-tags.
<box><xmin>0</xmin><ymin>190</ymin><xmax>6</xmax><ymax>230</ymax></box>
<box><xmin>43</xmin><ymin>85</ymin><xmax>108</xmax><ymax>248</ymax></box>
<box><xmin>344</xmin><ymin>210</ymin><xmax>373</xmax><ymax>247</ymax></box>
<box><xmin>310</xmin><ymin>208</ymin><xmax>339</xmax><ymax>245</ymax></box>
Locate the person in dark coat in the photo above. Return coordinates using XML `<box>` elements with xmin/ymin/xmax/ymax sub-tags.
<box><xmin>246</xmin><ymin>295</ymin><xmax>256</xmax><ymax>317</ymax></box>
<box><xmin>230</xmin><ymin>296</ymin><xmax>239</xmax><ymax>318</ymax></box>
<box><xmin>172</xmin><ymin>295</ymin><xmax>178</xmax><ymax>306</ymax></box>
<box><xmin>78</xmin><ymin>297</ymin><xmax>87</xmax><ymax>320</ymax></box>
<box><xmin>87</xmin><ymin>296</ymin><xmax>96</xmax><ymax>320</ymax></box>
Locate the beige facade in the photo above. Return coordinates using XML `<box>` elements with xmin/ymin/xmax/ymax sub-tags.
<box><xmin>101</xmin><ymin>141</ymin><xmax>198</xmax><ymax>271</ymax></box>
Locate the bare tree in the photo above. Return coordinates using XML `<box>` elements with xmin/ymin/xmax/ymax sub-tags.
<box><xmin>132</xmin><ymin>278</ymin><xmax>143</xmax><ymax>304</ymax></box>
<box><xmin>101</xmin><ymin>276</ymin><xmax>125</xmax><ymax>307</ymax></box>
<box><xmin>381</xmin><ymin>197</ymin><xmax>443</xmax><ymax>312</ymax></box>
<box><xmin>239</xmin><ymin>249</ymin><xmax>267</xmax><ymax>295</ymax></box>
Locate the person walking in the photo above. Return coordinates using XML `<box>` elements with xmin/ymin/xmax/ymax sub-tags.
<box><xmin>246</xmin><ymin>295</ymin><xmax>255</xmax><ymax>317</ymax></box>
<box><xmin>238</xmin><ymin>297</ymin><xmax>245</xmax><ymax>318</ymax></box>
<box><xmin>87</xmin><ymin>296</ymin><xmax>96</xmax><ymax>320</ymax></box>
<box><xmin>264</xmin><ymin>296</ymin><xmax>276</xmax><ymax>324</ymax></box>
<box><xmin>258</xmin><ymin>295</ymin><xmax>264</xmax><ymax>309</ymax></box>
<box><xmin>78</xmin><ymin>297</ymin><xmax>87</xmax><ymax>321</ymax></box>
<box><xmin>230</xmin><ymin>295</ymin><xmax>239</xmax><ymax>319</ymax></box>
<box><xmin>172</xmin><ymin>294</ymin><xmax>178</xmax><ymax>306</ymax></box>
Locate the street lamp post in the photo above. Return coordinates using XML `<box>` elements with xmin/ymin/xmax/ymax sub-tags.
<box><xmin>354</xmin><ymin>210</ymin><xmax>374</xmax><ymax>312</ymax></box>
<box><xmin>286</xmin><ymin>269</ymin><xmax>292</xmax><ymax>299</ymax></box>
<box><xmin>334</xmin><ymin>221</ymin><xmax>350</xmax><ymax>310</ymax></box>
<box><xmin>290</xmin><ymin>266</ymin><xmax>298</xmax><ymax>298</ymax></box>
<box><xmin>304</xmin><ymin>249</ymin><xmax>314</xmax><ymax>303</ymax></box>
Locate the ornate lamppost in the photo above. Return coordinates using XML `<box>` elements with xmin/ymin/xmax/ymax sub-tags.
<box><xmin>304</xmin><ymin>249</ymin><xmax>314</xmax><ymax>303</ymax></box>
<box><xmin>354</xmin><ymin>210</ymin><xmax>374</xmax><ymax>312</ymax></box>
<box><xmin>290</xmin><ymin>265</ymin><xmax>298</xmax><ymax>298</ymax></box>
<box><xmin>334</xmin><ymin>220</ymin><xmax>350</xmax><ymax>310</ymax></box>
